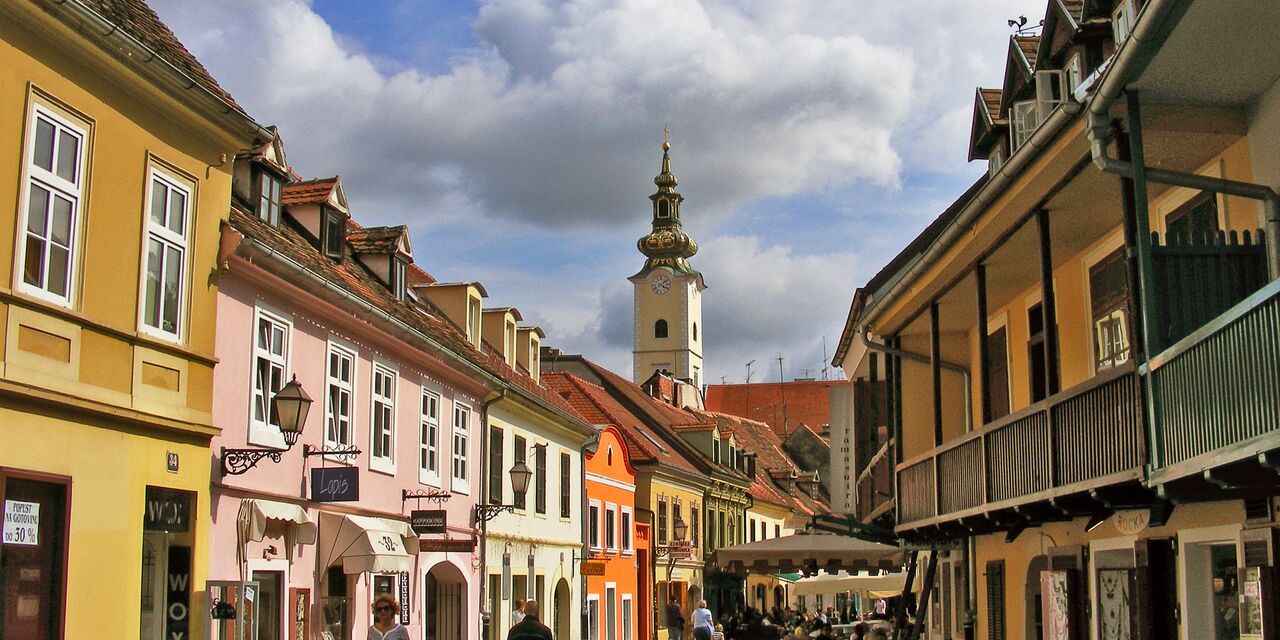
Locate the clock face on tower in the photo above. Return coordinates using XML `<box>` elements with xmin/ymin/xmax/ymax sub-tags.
<box><xmin>650</xmin><ymin>274</ymin><xmax>671</xmax><ymax>295</ymax></box>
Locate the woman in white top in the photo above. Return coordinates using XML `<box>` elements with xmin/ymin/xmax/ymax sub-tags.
<box><xmin>368</xmin><ymin>595</ymin><xmax>410</xmax><ymax>640</ymax></box>
<box><xmin>692</xmin><ymin>600</ymin><xmax>715</xmax><ymax>640</ymax></box>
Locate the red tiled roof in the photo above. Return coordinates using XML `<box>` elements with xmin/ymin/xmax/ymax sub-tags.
<box><xmin>695</xmin><ymin>410</ymin><xmax>829</xmax><ymax>514</ymax></box>
<box><xmin>225</xmin><ymin>207</ymin><xmax>585</xmax><ymax>426</ymax></box>
<box><xmin>347</xmin><ymin>225</ymin><xmax>406</xmax><ymax>254</ymax></box>
<box><xmin>73</xmin><ymin>0</ymin><xmax>242</xmax><ymax>111</ymax></box>
<box><xmin>281</xmin><ymin>178</ymin><xmax>338</xmax><ymax>207</ymax></box>
<box><xmin>979</xmin><ymin>88</ymin><xmax>1006</xmax><ymax>126</ymax></box>
<box><xmin>544</xmin><ymin>372</ymin><xmax>701</xmax><ymax>475</ymax></box>
<box><xmin>704</xmin><ymin>380</ymin><xmax>848</xmax><ymax>438</ymax></box>
<box><xmin>1015</xmin><ymin>35</ymin><xmax>1040</xmax><ymax>70</ymax></box>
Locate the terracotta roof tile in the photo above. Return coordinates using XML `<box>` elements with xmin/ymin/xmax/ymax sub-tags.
<box><xmin>74</xmin><ymin>0</ymin><xmax>242</xmax><ymax>110</ymax></box>
<box><xmin>979</xmin><ymin>88</ymin><xmax>1006</xmax><ymax>126</ymax></box>
<box><xmin>226</xmin><ymin>207</ymin><xmax>584</xmax><ymax>425</ymax></box>
<box><xmin>1015</xmin><ymin>35</ymin><xmax>1040</xmax><ymax>70</ymax></box>
<box><xmin>281</xmin><ymin>178</ymin><xmax>338</xmax><ymax>207</ymax></box>
<box><xmin>543</xmin><ymin>372</ymin><xmax>701</xmax><ymax>475</ymax></box>
<box><xmin>347</xmin><ymin>225</ymin><xmax>406</xmax><ymax>253</ymax></box>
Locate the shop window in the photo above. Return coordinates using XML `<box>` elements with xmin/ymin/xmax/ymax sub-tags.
<box><xmin>322</xmin><ymin>566</ymin><xmax>350</xmax><ymax>640</ymax></box>
<box><xmin>1</xmin><ymin>474</ymin><xmax>69</xmax><ymax>638</ymax></box>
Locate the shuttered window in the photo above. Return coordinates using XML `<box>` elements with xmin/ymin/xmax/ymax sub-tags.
<box><xmin>986</xmin><ymin>560</ymin><xmax>1005</xmax><ymax>640</ymax></box>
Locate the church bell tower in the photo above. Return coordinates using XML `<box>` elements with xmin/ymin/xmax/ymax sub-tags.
<box><xmin>630</xmin><ymin>133</ymin><xmax>706</xmax><ymax>388</ymax></box>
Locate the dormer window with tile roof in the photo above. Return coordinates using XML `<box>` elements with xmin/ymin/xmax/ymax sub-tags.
<box><xmin>322</xmin><ymin>209</ymin><xmax>344</xmax><ymax>259</ymax></box>
<box><xmin>257</xmin><ymin>171</ymin><xmax>283</xmax><ymax>226</ymax></box>
<box><xmin>347</xmin><ymin>224</ymin><xmax>412</xmax><ymax>299</ymax></box>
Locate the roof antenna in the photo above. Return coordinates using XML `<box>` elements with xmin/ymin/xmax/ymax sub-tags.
<box><xmin>745</xmin><ymin>360</ymin><xmax>755</xmax><ymax>384</ymax></box>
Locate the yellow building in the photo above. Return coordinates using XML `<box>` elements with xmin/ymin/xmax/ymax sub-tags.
<box><xmin>835</xmin><ymin>1</ymin><xmax>1280</xmax><ymax>639</ymax></box>
<box><xmin>0</xmin><ymin>2</ymin><xmax>264</xmax><ymax>637</ymax></box>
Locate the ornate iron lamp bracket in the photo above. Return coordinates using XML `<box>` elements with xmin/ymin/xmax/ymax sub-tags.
<box><xmin>220</xmin><ymin>446</ymin><xmax>284</xmax><ymax>476</ymax></box>
<box><xmin>302</xmin><ymin>444</ymin><xmax>361</xmax><ymax>461</ymax></box>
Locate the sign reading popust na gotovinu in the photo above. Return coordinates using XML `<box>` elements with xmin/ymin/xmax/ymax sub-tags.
<box><xmin>311</xmin><ymin>467</ymin><xmax>360</xmax><ymax>502</ymax></box>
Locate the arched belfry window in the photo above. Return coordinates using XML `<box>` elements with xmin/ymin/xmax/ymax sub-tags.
<box><xmin>693</xmin><ymin>323</ymin><xmax>698</xmax><ymax>341</ymax></box>
<box><xmin>655</xmin><ymin>319</ymin><xmax>668</xmax><ymax>339</ymax></box>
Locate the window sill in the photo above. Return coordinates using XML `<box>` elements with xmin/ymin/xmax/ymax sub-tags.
<box><xmin>369</xmin><ymin>460</ymin><xmax>397</xmax><ymax>476</ymax></box>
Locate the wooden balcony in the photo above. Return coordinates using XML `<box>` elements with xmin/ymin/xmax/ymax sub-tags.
<box><xmin>1147</xmin><ymin>276</ymin><xmax>1280</xmax><ymax>486</ymax></box>
<box><xmin>895</xmin><ymin>363</ymin><xmax>1145</xmax><ymax>532</ymax></box>
<box><xmin>855</xmin><ymin>441</ymin><xmax>893</xmax><ymax>523</ymax></box>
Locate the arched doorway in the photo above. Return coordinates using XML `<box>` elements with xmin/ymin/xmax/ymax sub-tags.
<box><xmin>425</xmin><ymin>562</ymin><xmax>467</xmax><ymax>640</ymax></box>
<box><xmin>554</xmin><ymin>578</ymin><xmax>571</xmax><ymax>640</ymax></box>
<box><xmin>773</xmin><ymin>586</ymin><xmax>784</xmax><ymax>610</ymax></box>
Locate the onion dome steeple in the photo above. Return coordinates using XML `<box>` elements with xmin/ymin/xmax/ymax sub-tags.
<box><xmin>636</xmin><ymin>130</ymin><xmax>699</xmax><ymax>277</ymax></box>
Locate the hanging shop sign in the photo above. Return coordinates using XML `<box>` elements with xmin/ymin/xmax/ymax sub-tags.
<box><xmin>310</xmin><ymin>467</ymin><xmax>360</xmax><ymax>502</ymax></box>
<box><xmin>411</xmin><ymin>510</ymin><xmax>447</xmax><ymax>534</ymax></box>
<box><xmin>420</xmin><ymin>538</ymin><xmax>475</xmax><ymax>552</ymax></box>
<box><xmin>580</xmin><ymin>561</ymin><xmax>606</xmax><ymax>576</ymax></box>
<box><xmin>1113</xmin><ymin>510</ymin><xmax>1150</xmax><ymax>536</ymax></box>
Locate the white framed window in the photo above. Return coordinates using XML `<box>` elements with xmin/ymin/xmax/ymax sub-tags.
<box><xmin>18</xmin><ymin>104</ymin><xmax>86</xmax><ymax>306</ymax></box>
<box><xmin>621</xmin><ymin>507</ymin><xmax>633</xmax><ymax>554</ymax></box>
<box><xmin>451</xmin><ymin>401</ymin><xmax>472</xmax><ymax>492</ymax></box>
<box><xmin>587</xmin><ymin>595</ymin><xmax>601</xmax><ymax>640</ymax></box>
<box><xmin>370</xmin><ymin>364</ymin><xmax>397</xmax><ymax>473</ymax></box>
<box><xmin>466</xmin><ymin>296</ymin><xmax>482</xmax><ymax>346</ymax></box>
<box><xmin>420</xmin><ymin>387</ymin><xmax>441</xmax><ymax>485</ymax></box>
<box><xmin>1112</xmin><ymin>0</ymin><xmax>1137</xmax><ymax>44</ymax></box>
<box><xmin>605</xmin><ymin>503</ymin><xmax>618</xmax><ymax>551</ymax></box>
<box><xmin>258</xmin><ymin>171</ymin><xmax>282</xmax><ymax>225</ymax></box>
<box><xmin>621</xmin><ymin>595</ymin><xmax>633</xmax><ymax>640</ymax></box>
<box><xmin>1065</xmin><ymin>52</ymin><xmax>1084</xmax><ymax>93</ymax></box>
<box><xmin>249</xmin><ymin>308</ymin><xmax>291</xmax><ymax>447</ymax></box>
<box><xmin>589</xmin><ymin>499</ymin><xmax>602</xmax><ymax>549</ymax></box>
<box><xmin>988</xmin><ymin>146</ymin><xmax>1006</xmax><ymax>177</ymax></box>
<box><xmin>605</xmin><ymin>584</ymin><xmax>618</xmax><ymax>640</ymax></box>
<box><xmin>324</xmin><ymin>340</ymin><xmax>356</xmax><ymax>451</ymax></box>
<box><xmin>140</xmin><ymin>168</ymin><xmax>192</xmax><ymax>341</ymax></box>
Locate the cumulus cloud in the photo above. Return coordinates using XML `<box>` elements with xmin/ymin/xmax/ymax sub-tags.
<box><xmin>153</xmin><ymin>0</ymin><xmax>1047</xmax><ymax>383</ymax></box>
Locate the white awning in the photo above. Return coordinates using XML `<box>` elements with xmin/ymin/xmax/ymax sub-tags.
<box><xmin>320</xmin><ymin>513</ymin><xmax>419</xmax><ymax>575</ymax></box>
<box><xmin>242</xmin><ymin>499</ymin><xmax>317</xmax><ymax>545</ymax></box>
<box><xmin>713</xmin><ymin>533</ymin><xmax>906</xmax><ymax>575</ymax></box>
<box><xmin>791</xmin><ymin>571</ymin><xmax>907</xmax><ymax>596</ymax></box>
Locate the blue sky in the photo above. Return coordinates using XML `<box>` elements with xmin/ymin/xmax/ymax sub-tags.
<box><xmin>153</xmin><ymin>0</ymin><xmax>1046</xmax><ymax>384</ymax></box>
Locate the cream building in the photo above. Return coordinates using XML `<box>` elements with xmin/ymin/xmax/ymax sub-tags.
<box><xmin>630</xmin><ymin>137</ymin><xmax>706</xmax><ymax>397</ymax></box>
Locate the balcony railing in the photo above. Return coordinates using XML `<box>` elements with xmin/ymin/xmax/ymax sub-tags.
<box><xmin>896</xmin><ymin>363</ymin><xmax>1144</xmax><ymax>528</ymax></box>
<box><xmin>855</xmin><ymin>441</ymin><xmax>893</xmax><ymax>522</ymax></box>
<box><xmin>1150</xmin><ymin>229</ymin><xmax>1269</xmax><ymax>352</ymax></box>
<box><xmin>1148</xmin><ymin>276</ymin><xmax>1280</xmax><ymax>478</ymax></box>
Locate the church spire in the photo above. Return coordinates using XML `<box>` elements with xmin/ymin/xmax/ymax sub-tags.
<box><xmin>636</xmin><ymin>132</ymin><xmax>698</xmax><ymax>276</ymax></box>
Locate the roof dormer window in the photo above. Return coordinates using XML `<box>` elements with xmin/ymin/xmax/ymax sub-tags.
<box><xmin>322</xmin><ymin>209</ymin><xmax>344</xmax><ymax>260</ymax></box>
<box><xmin>467</xmin><ymin>296</ymin><xmax>482</xmax><ymax>347</ymax></box>
<box><xmin>989</xmin><ymin>146</ymin><xmax>1006</xmax><ymax>177</ymax></box>
<box><xmin>391</xmin><ymin>258</ymin><xmax>407</xmax><ymax>300</ymax></box>
<box><xmin>257</xmin><ymin>171</ymin><xmax>282</xmax><ymax>226</ymax></box>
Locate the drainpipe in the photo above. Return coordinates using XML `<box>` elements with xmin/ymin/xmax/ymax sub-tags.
<box><xmin>479</xmin><ymin>388</ymin><xmax>507</xmax><ymax>640</ymax></box>
<box><xmin>1083</xmin><ymin>0</ymin><xmax>1280</xmax><ymax>279</ymax></box>
<box><xmin>859</xmin><ymin>331</ymin><xmax>972</xmax><ymax>432</ymax></box>
<box><xmin>580</xmin><ymin>429</ymin><xmax>601</xmax><ymax>640</ymax></box>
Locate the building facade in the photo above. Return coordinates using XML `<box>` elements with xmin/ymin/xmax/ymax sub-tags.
<box><xmin>584</xmin><ymin>426</ymin><xmax>646</xmax><ymax>640</ymax></box>
<box><xmin>0</xmin><ymin>2</ymin><xmax>265</xmax><ymax>637</ymax></box>
<box><xmin>835</xmin><ymin>1</ymin><xmax>1280</xmax><ymax>638</ymax></box>
<box><xmin>208</xmin><ymin>138</ymin><xmax>501</xmax><ymax>640</ymax></box>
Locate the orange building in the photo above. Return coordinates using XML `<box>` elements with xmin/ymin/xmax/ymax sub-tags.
<box><xmin>583</xmin><ymin>424</ymin><xmax>648</xmax><ymax>640</ymax></box>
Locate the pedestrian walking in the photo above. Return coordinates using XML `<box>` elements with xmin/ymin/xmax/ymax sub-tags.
<box><xmin>693</xmin><ymin>600</ymin><xmax>715</xmax><ymax>640</ymax></box>
<box><xmin>666</xmin><ymin>597</ymin><xmax>685</xmax><ymax>640</ymax></box>
<box><xmin>508</xmin><ymin>600</ymin><xmax>554</xmax><ymax>640</ymax></box>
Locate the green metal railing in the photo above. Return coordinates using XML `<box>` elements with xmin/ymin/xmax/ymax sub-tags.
<box><xmin>1150</xmin><ymin>229</ymin><xmax>1268</xmax><ymax>352</ymax></box>
<box><xmin>1149</xmin><ymin>277</ymin><xmax>1280</xmax><ymax>470</ymax></box>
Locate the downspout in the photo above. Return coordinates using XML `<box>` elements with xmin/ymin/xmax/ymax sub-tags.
<box><xmin>580</xmin><ymin>429</ymin><xmax>601</xmax><ymax>640</ymax></box>
<box><xmin>479</xmin><ymin>388</ymin><xmax>507</xmax><ymax>640</ymax></box>
<box><xmin>860</xmin><ymin>331</ymin><xmax>972</xmax><ymax>432</ymax></box>
<box><xmin>1083</xmin><ymin>0</ymin><xmax>1280</xmax><ymax>279</ymax></box>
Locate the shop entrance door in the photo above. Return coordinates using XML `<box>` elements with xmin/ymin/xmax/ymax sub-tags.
<box><xmin>1</xmin><ymin>476</ymin><xmax>68</xmax><ymax>640</ymax></box>
<box><xmin>252</xmin><ymin>571</ymin><xmax>283</xmax><ymax>640</ymax></box>
<box><xmin>140</xmin><ymin>532</ymin><xmax>168</xmax><ymax>639</ymax></box>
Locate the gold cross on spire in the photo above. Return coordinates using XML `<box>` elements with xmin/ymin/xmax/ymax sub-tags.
<box><xmin>662</xmin><ymin>125</ymin><xmax>670</xmax><ymax>151</ymax></box>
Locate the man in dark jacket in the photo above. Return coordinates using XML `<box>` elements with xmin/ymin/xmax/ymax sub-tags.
<box><xmin>666</xmin><ymin>597</ymin><xmax>685</xmax><ymax>640</ymax></box>
<box><xmin>508</xmin><ymin>600</ymin><xmax>554</xmax><ymax>640</ymax></box>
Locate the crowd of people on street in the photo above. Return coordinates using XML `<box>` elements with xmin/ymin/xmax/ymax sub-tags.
<box><xmin>663</xmin><ymin>593</ymin><xmax>918</xmax><ymax>640</ymax></box>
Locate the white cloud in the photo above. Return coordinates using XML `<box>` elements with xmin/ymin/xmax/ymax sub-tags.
<box><xmin>152</xmin><ymin>0</ymin><xmax>1047</xmax><ymax>383</ymax></box>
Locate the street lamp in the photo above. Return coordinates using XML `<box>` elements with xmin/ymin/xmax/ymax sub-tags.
<box><xmin>477</xmin><ymin>443</ymin><xmax>545</xmax><ymax>522</ymax></box>
<box><xmin>673</xmin><ymin>518</ymin><xmax>689</xmax><ymax>542</ymax></box>
<box><xmin>220</xmin><ymin>376</ymin><xmax>313</xmax><ymax>476</ymax></box>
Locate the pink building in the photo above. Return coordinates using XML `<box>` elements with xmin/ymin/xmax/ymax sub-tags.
<box><xmin>207</xmin><ymin>134</ymin><xmax>502</xmax><ymax>640</ymax></box>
